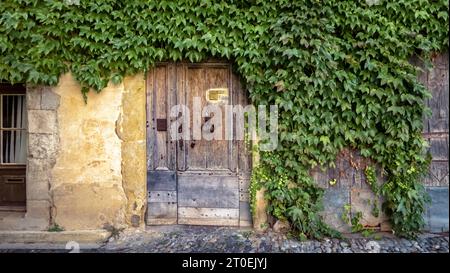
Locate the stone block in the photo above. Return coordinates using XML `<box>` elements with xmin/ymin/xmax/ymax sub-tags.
<box><xmin>52</xmin><ymin>183</ymin><xmax>127</xmax><ymax>230</ymax></box>
<box><xmin>27</xmin><ymin>110</ymin><xmax>57</xmax><ymax>134</ymax></box>
<box><xmin>26</xmin><ymin>179</ymin><xmax>49</xmax><ymax>201</ymax></box>
<box><xmin>41</xmin><ymin>87</ymin><xmax>60</xmax><ymax>110</ymax></box>
<box><xmin>0</xmin><ymin>230</ymin><xmax>109</xmax><ymax>243</ymax></box>
<box><xmin>0</xmin><ymin>216</ymin><xmax>49</xmax><ymax>231</ymax></box>
<box><xmin>25</xmin><ymin>200</ymin><xmax>50</xmax><ymax>222</ymax></box>
<box><xmin>350</xmin><ymin>188</ymin><xmax>389</xmax><ymax>228</ymax></box>
<box><xmin>26</xmin><ymin>86</ymin><xmax>42</xmax><ymax>110</ymax></box>
<box><xmin>321</xmin><ymin>189</ymin><xmax>351</xmax><ymax>232</ymax></box>
<box><xmin>121</xmin><ymin>140</ymin><xmax>146</xmax><ymax>226</ymax></box>
<box><xmin>116</xmin><ymin>74</ymin><xmax>146</xmax><ymax>142</ymax></box>
<box><xmin>28</xmin><ymin>133</ymin><xmax>58</xmax><ymax>159</ymax></box>
<box><xmin>27</xmin><ymin>158</ymin><xmax>52</xmax><ymax>182</ymax></box>
<box><xmin>252</xmin><ymin>188</ymin><xmax>268</xmax><ymax>231</ymax></box>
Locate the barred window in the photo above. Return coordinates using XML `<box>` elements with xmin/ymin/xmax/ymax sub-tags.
<box><xmin>0</xmin><ymin>85</ymin><xmax>27</xmax><ymax>165</ymax></box>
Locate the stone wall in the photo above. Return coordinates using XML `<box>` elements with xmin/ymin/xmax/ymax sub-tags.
<box><xmin>0</xmin><ymin>73</ymin><xmax>146</xmax><ymax>231</ymax></box>
<box><xmin>0</xmin><ymin>86</ymin><xmax>54</xmax><ymax>230</ymax></box>
<box><xmin>117</xmin><ymin>75</ymin><xmax>147</xmax><ymax>228</ymax></box>
<box><xmin>26</xmin><ymin>85</ymin><xmax>59</xmax><ymax>230</ymax></box>
<box><xmin>0</xmin><ymin>52</ymin><xmax>447</xmax><ymax>232</ymax></box>
<box><xmin>312</xmin><ymin>149</ymin><xmax>389</xmax><ymax>232</ymax></box>
<box><xmin>50</xmin><ymin>74</ymin><xmax>125</xmax><ymax>230</ymax></box>
<box><xmin>51</xmin><ymin>73</ymin><xmax>146</xmax><ymax>230</ymax></box>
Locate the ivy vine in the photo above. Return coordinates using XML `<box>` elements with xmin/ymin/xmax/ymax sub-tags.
<box><xmin>1</xmin><ymin>0</ymin><xmax>448</xmax><ymax>239</ymax></box>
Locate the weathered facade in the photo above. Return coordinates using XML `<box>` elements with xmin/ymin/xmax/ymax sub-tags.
<box><xmin>0</xmin><ymin>73</ymin><xmax>147</xmax><ymax>230</ymax></box>
<box><xmin>0</xmin><ymin>53</ymin><xmax>448</xmax><ymax>233</ymax></box>
<box><xmin>315</xmin><ymin>52</ymin><xmax>449</xmax><ymax>233</ymax></box>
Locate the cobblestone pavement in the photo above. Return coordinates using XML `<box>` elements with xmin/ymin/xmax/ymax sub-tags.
<box><xmin>0</xmin><ymin>226</ymin><xmax>448</xmax><ymax>253</ymax></box>
<box><xmin>99</xmin><ymin>226</ymin><xmax>449</xmax><ymax>253</ymax></box>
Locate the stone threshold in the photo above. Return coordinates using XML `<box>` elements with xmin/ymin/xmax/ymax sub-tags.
<box><xmin>0</xmin><ymin>230</ymin><xmax>109</xmax><ymax>244</ymax></box>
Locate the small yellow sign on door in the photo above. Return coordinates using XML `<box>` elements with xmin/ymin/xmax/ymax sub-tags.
<box><xmin>206</xmin><ymin>88</ymin><xmax>228</xmax><ymax>104</ymax></box>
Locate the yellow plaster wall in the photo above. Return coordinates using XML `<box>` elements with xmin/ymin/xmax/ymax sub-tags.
<box><xmin>49</xmin><ymin>73</ymin><xmax>146</xmax><ymax>230</ymax></box>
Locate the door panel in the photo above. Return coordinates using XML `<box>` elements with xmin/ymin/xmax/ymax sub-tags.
<box><xmin>182</xmin><ymin>65</ymin><xmax>233</xmax><ymax>171</ymax></box>
<box><xmin>177</xmin><ymin>174</ymin><xmax>239</xmax><ymax>226</ymax></box>
<box><xmin>147</xmin><ymin>171</ymin><xmax>176</xmax><ymax>191</ymax></box>
<box><xmin>204</xmin><ymin>67</ymin><xmax>231</xmax><ymax>170</ymax></box>
<box><xmin>177</xmin><ymin>174</ymin><xmax>239</xmax><ymax>208</ymax></box>
<box><xmin>146</xmin><ymin>64</ymin><xmax>178</xmax><ymax>224</ymax></box>
<box><xmin>178</xmin><ymin>207</ymin><xmax>239</xmax><ymax>226</ymax></box>
<box><xmin>184</xmin><ymin>67</ymin><xmax>207</xmax><ymax>170</ymax></box>
<box><xmin>0</xmin><ymin>168</ymin><xmax>26</xmax><ymax>206</ymax></box>
<box><xmin>147</xmin><ymin>64</ymin><xmax>177</xmax><ymax>171</ymax></box>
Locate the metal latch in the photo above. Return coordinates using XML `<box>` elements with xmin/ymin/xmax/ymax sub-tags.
<box><xmin>156</xmin><ymin>119</ymin><xmax>167</xmax><ymax>131</ymax></box>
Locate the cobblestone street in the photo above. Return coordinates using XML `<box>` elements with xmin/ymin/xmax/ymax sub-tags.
<box><xmin>99</xmin><ymin>226</ymin><xmax>449</xmax><ymax>253</ymax></box>
<box><xmin>0</xmin><ymin>226</ymin><xmax>448</xmax><ymax>253</ymax></box>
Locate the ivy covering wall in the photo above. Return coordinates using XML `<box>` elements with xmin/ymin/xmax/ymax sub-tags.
<box><xmin>1</xmin><ymin>0</ymin><xmax>448</xmax><ymax>238</ymax></box>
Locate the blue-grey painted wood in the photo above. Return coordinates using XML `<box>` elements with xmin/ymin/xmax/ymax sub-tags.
<box><xmin>147</xmin><ymin>171</ymin><xmax>176</xmax><ymax>191</ymax></box>
<box><xmin>178</xmin><ymin>174</ymin><xmax>239</xmax><ymax>208</ymax></box>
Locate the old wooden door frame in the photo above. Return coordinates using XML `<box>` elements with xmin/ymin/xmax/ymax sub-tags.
<box><xmin>0</xmin><ymin>83</ymin><xmax>27</xmax><ymax>211</ymax></box>
<box><xmin>145</xmin><ymin>61</ymin><xmax>253</xmax><ymax>227</ymax></box>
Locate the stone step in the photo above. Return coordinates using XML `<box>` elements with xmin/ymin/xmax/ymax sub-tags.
<box><xmin>0</xmin><ymin>230</ymin><xmax>109</xmax><ymax>244</ymax></box>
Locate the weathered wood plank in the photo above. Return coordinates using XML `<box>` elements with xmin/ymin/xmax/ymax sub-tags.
<box><xmin>147</xmin><ymin>218</ymin><xmax>177</xmax><ymax>225</ymax></box>
<box><xmin>178</xmin><ymin>174</ymin><xmax>239</xmax><ymax>208</ymax></box>
<box><xmin>148</xmin><ymin>191</ymin><xmax>177</xmax><ymax>203</ymax></box>
<box><xmin>155</xmin><ymin>65</ymin><xmax>169</xmax><ymax>169</ymax></box>
<box><xmin>147</xmin><ymin>171</ymin><xmax>176</xmax><ymax>191</ymax></box>
<box><xmin>239</xmin><ymin>201</ymin><xmax>252</xmax><ymax>222</ymax></box>
<box><xmin>235</xmin><ymin>71</ymin><xmax>252</xmax><ymax>173</ymax></box>
<box><xmin>147</xmin><ymin>202</ymin><xmax>177</xmax><ymax>218</ymax></box>
<box><xmin>168</xmin><ymin>63</ymin><xmax>177</xmax><ymax>171</ymax></box>
<box><xmin>418</xmin><ymin>53</ymin><xmax>449</xmax><ymax>188</ymax></box>
<box><xmin>239</xmin><ymin>192</ymin><xmax>249</xmax><ymax>202</ymax></box>
<box><xmin>186</xmin><ymin>67</ymin><xmax>207</xmax><ymax>170</ymax></box>
<box><xmin>178</xmin><ymin>218</ymin><xmax>238</xmax><ymax>226</ymax></box>
<box><xmin>178</xmin><ymin>207</ymin><xmax>238</xmax><ymax>219</ymax></box>
<box><xmin>146</xmin><ymin>67</ymin><xmax>155</xmax><ymax>170</ymax></box>
<box><xmin>239</xmin><ymin>174</ymin><xmax>251</xmax><ymax>192</ymax></box>
<box><xmin>428</xmin><ymin>58</ymin><xmax>449</xmax><ymax>132</ymax></box>
<box><xmin>176</xmin><ymin>63</ymin><xmax>186</xmax><ymax>171</ymax></box>
<box><xmin>239</xmin><ymin>174</ymin><xmax>251</xmax><ymax>202</ymax></box>
<box><xmin>229</xmin><ymin>69</ymin><xmax>238</xmax><ymax>172</ymax></box>
<box><xmin>205</xmin><ymin>67</ymin><xmax>230</xmax><ymax>170</ymax></box>
<box><xmin>423</xmin><ymin>161</ymin><xmax>449</xmax><ymax>187</ymax></box>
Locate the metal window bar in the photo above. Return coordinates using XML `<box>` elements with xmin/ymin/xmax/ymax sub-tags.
<box><xmin>0</xmin><ymin>94</ymin><xmax>27</xmax><ymax>165</ymax></box>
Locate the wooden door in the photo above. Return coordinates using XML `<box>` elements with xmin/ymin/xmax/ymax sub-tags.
<box><xmin>146</xmin><ymin>62</ymin><xmax>251</xmax><ymax>226</ymax></box>
<box><xmin>177</xmin><ymin>63</ymin><xmax>238</xmax><ymax>225</ymax></box>
<box><xmin>177</xmin><ymin>64</ymin><xmax>235</xmax><ymax>172</ymax></box>
<box><xmin>146</xmin><ymin>64</ymin><xmax>178</xmax><ymax>225</ymax></box>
